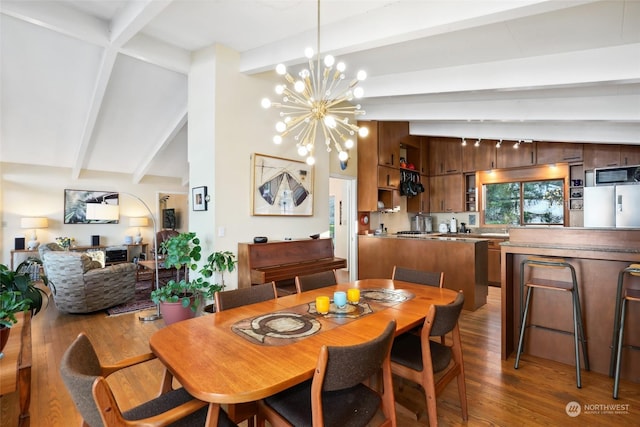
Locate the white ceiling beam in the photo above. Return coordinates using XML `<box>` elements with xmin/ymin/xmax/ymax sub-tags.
<box><xmin>364</xmin><ymin>43</ymin><xmax>640</xmax><ymax>98</ymax></box>
<box><xmin>109</xmin><ymin>0</ymin><xmax>172</xmax><ymax>47</ymax></box>
<box><xmin>0</xmin><ymin>0</ymin><xmax>108</xmax><ymax>46</ymax></box>
<box><xmin>71</xmin><ymin>48</ymin><xmax>118</xmax><ymax>179</ymax></box>
<box><xmin>122</xmin><ymin>33</ymin><xmax>191</xmax><ymax>75</ymax></box>
<box><xmin>132</xmin><ymin>109</ymin><xmax>188</xmax><ymax>184</ymax></box>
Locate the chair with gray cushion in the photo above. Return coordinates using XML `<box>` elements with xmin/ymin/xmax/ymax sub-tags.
<box><xmin>214</xmin><ymin>281</ymin><xmax>277</xmax><ymax>427</ymax></box>
<box><xmin>60</xmin><ymin>332</ymin><xmax>237</xmax><ymax>427</ymax></box>
<box><xmin>294</xmin><ymin>270</ymin><xmax>338</xmax><ymax>293</ymax></box>
<box><xmin>42</xmin><ymin>251</ymin><xmax>137</xmax><ymax>313</ymax></box>
<box><xmin>215</xmin><ymin>282</ymin><xmax>277</xmax><ymax>312</ymax></box>
<box><xmin>390</xmin><ymin>292</ymin><xmax>468</xmax><ymax>426</ymax></box>
<box><xmin>392</xmin><ymin>266</ymin><xmax>444</xmax><ymax>288</ymax></box>
<box><xmin>257</xmin><ymin>320</ymin><xmax>397</xmax><ymax>427</ymax></box>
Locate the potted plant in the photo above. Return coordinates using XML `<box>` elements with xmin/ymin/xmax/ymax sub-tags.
<box><xmin>0</xmin><ymin>259</ymin><xmax>50</xmax><ymax>316</ymax></box>
<box><xmin>150</xmin><ymin>232</ymin><xmax>231</xmax><ymax>324</ymax></box>
<box><xmin>0</xmin><ymin>290</ymin><xmax>31</xmax><ymax>353</ymax></box>
<box><xmin>201</xmin><ymin>250</ymin><xmax>237</xmax><ymax>313</ymax></box>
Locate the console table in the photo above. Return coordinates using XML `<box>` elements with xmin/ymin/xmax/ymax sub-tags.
<box><xmin>10</xmin><ymin>243</ymin><xmax>148</xmax><ymax>269</ymax></box>
<box><xmin>0</xmin><ymin>312</ymin><xmax>32</xmax><ymax>427</ymax></box>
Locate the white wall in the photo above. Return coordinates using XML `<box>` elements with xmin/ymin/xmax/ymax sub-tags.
<box><xmin>0</xmin><ymin>163</ymin><xmax>186</xmax><ymax>266</ymax></box>
<box><xmin>188</xmin><ymin>44</ymin><xmax>331</xmax><ymax>290</ymax></box>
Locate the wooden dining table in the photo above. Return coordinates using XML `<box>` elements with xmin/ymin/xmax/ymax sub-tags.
<box><xmin>149</xmin><ymin>278</ymin><xmax>459</xmax><ymax>426</ymax></box>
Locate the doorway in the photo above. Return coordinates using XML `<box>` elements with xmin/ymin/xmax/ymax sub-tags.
<box><xmin>329</xmin><ymin>176</ymin><xmax>357</xmax><ymax>281</ymax></box>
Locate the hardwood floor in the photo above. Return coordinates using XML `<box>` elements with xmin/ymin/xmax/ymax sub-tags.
<box><xmin>1</xmin><ymin>286</ymin><xmax>639</xmax><ymax>426</ymax></box>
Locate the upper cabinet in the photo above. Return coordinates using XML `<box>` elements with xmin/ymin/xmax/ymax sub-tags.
<box><xmin>377</xmin><ymin>121</ymin><xmax>409</xmax><ymax>167</ymax></box>
<box><xmin>583</xmin><ymin>144</ymin><xmax>640</xmax><ymax>170</ymax></box>
<box><xmin>497</xmin><ymin>141</ymin><xmax>536</xmax><ymax>168</ymax></box>
<box><xmin>536</xmin><ymin>142</ymin><xmax>583</xmax><ymax>165</ymax></box>
<box><xmin>429</xmin><ymin>137</ymin><xmax>462</xmax><ymax>175</ymax></box>
<box><xmin>462</xmin><ymin>139</ymin><xmax>497</xmax><ymax>172</ymax></box>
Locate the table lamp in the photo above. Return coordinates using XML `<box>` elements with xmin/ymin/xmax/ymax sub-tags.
<box><xmin>21</xmin><ymin>217</ymin><xmax>49</xmax><ymax>250</ymax></box>
<box><xmin>129</xmin><ymin>217</ymin><xmax>149</xmax><ymax>244</ymax></box>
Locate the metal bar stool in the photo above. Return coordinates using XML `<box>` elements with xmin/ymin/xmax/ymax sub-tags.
<box><xmin>611</xmin><ymin>264</ymin><xmax>640</xmax><ymax>399</ymax></box>
<box><xmin>514</xmin><ymin>256</ymin><xmax>589</xmax><ymax>388</ymax></box>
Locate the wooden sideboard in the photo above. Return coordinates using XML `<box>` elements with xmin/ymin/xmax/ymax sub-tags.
<box><xmin>0</xmin><ymin>312</ymin><xmax>32</xmax><ymax>427</ymax></box>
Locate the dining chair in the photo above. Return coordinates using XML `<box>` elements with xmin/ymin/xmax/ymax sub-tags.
<box><xmin>60</xmin><ymin>332</ymin><xmax>237</xmax><ymax>427</ymax></box>
<box><xmin>392</xmin><ymin>266</ymin><xmax>444</xmax><ymax>288</ymax></box>
<box><xmin>390</xmin><ymin>291</ymin><xmax>467</xmax><ymax>426</ymax></box>
<box><xmin>214</xmin><ymin>281</ymin><xmax>277</xmax><ymax>311</ymax></box>
<box><xmin>256</xmin><ymin>320</ymin><xmax>397</xmax><ymax>427</ymax></box>
<box><xmin>294</xmin><ymin>270</ymin><xmax>338</xmax><ymax>293</ymax></box>
<box><xmin>214</xmin><ymin>281</ymin><xmax>277</xmax><ymax>426</ymax></box>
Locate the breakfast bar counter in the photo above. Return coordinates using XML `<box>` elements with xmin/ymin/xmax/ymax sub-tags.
<box><xmin>501</xmin><ymin>227</ymin><xmax>640</xmax><ymax>382</ymax></box>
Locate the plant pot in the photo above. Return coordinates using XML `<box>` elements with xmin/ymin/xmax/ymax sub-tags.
<box><xmin>160</xmin><ymin>300</ymin><xmax>196</xmax><ymax>325</ymax></box>
<box><xmin>0</xmin><ymin>326</ymin><xmax>11</xmax><ymax>354</ymax></box>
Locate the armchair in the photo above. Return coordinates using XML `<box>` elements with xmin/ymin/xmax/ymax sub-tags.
<box><xmin>42</xmin><ymin>251</ymin><xmax>137</xmax><ymax>313</ymax></box>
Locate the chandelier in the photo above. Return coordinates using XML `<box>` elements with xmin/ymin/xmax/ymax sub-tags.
<box><xmin>261</xmin><ymin>0</ymin><xmax>368</xmax><ymax>165</ymax></box>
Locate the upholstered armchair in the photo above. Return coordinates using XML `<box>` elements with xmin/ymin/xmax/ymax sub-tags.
<box><xmin>41</xmin><ymin>251</ymin><xmax>137</xmax><ymax>314</ymax></box>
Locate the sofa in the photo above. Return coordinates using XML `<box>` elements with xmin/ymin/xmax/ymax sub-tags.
<box><xmin>40</xmin><ymin>249</ymin><xmax>137</xmax><ymax>314</ymax></box>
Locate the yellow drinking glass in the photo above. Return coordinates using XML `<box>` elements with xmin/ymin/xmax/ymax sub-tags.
<box><xmin>315</xmin><ymin>296</ymin><xmax>330</xmax><ymax>314</ymax></box>
<box><xmin>347</xmin><ymin>288</ymin><xmax>360</xmax><ymax>305</ymax></box>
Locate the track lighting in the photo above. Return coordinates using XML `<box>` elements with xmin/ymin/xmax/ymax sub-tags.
<box><xmin>496</xmin><ymin>139</ymin><xmax>502</xmax><ymax>148</ymax></box>
<box><xmin>461</xmin><ymin>138</ymin><xmax>467</xmax><ymax>146</ymax></box>
<box><xmin>474</xmin><ymin>139</ymin><xmax>481</xmax><ymax>147</ymax></box>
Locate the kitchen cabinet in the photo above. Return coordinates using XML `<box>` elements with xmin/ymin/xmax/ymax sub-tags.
<box><xmin>465</xmin><ymin>173</ymin><xmax>477</xmax><ymax>212</ymax></box>
<box><xmin>429</xmin><ymin>137</ymin><xmax>462</xmax><ymax>175</ymax></box>
<box><xmin>536</xmin><ymin>142</ymin><xmax>583</xmax><ymax>165</ymax></box>
<box><xmin>496</xmin><ymin>141</ymin><xmax>536</xmax><ymax>168</ymax></box>
<box><xmin>377</xmin><ymin>165</ymin><xmax>400</xmax><ymax>189</ymax></box>
<box><xmin>378</xmin><ymin>121</ymin><xmax>408</xmax><ymax>167</ymax></box>
<box><xmin>585</xmin><ymin>143</ymin><xmax>640</xmax><ymax>169</ymax></box>
<box><xmin>569</xmin><ymin>164</ymin><xmax>584</xmax><ymax>210</ymax></box>
<box><xmin>407</xmin><ymin>174</ymin><xmax>430</xmax><ymax>213</ymax></box>
<box><xmin>429</xmin><ymin>174</ymin><xmax>463</xmax><ymax>213</ymax></box>
<box><xmin>357</xmin><ymin>120</ymin><xmax>409</xmax><ymax>212</ymax></box>
<box><xmin>462</xmin><ymin>139</ymin><xmax>497</xmax><ymax>172</ymax></box>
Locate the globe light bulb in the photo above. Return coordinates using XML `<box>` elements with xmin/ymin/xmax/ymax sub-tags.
<box><xmin>276</xmin><ymin>121</ymin><xmax>286</xmax><ymax>132</ymax></box>
<box><xmin>353</xmin><ymin>87</ymin><xmax>364</xmax><ymax>98</ymax></box>
<box><xmin>298</xmin><ymin>145</ymin><xmax>308</xmax><ymax>156</ymax></box>
<box><xmin>324</xmin><ymin>55</ymin><xmax>335</xmax><ymax>67</ymax></box>
<box><xmin>358</xmin><ymin>127</ymin><xmax>369</xmax><ymax>137</ymax></box>
<box><xmin>338</xmin><ymin>151</ymin><xmax>349</xmax><ymax>161</ymax></box>
<box><xmin>345</xmin><ymin>139</ymin><xmax>354</xmax><ymax>149</ymax></box>
<box><xmin>306</xmin><ymin>156</ymin><xmax>316</xmax><ymax>165</ymax></box>
<box><xmin>324</xmin><ymin>115</ymin><xmax>337</xmax><ymax>128</ymax></box>
<box><xmin>261</xmin><ymin>98</ymin><xmax>271</xmax><ymax>109</ymax></box>
<box><xmin>275</xmin><ymin>85</ymin><xmax>285</xmax><ymax>95</ymax></box>
<box><xmin>294</xmin><ymin>80</ymin><xmax>305</xmax><ymax>93</ymax></box>
<box><xmin>276</xmin><ymin>64</ymin><xmax>286</xmax><ymax>75</ymax></box>
<box><xmin>273</xmin><ymin>135</ymin><xmax>282</xmax><ymax>144</ymax></box>
<box><xmin>357</xmin><ymin>70</ymin><xmax>367</xmax><ymax>81</ymax></box>
<box><xmin>336</xmin><ymin>62</ymin><xmax>346</xmax><ymax>72</ymax></box>
<box><xmin>304</xmin><ymin>47</ymin><xmax>314</xmax><ymax>59</ymax></box>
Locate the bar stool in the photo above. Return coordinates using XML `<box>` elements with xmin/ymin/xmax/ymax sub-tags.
<box><xmin>611</xmin><ymin>264</ymin><xmax>640</xmax><ymax>399</ymax></box>
<box><xmin>514</xmin><ymin>256</ymin><xmax>589</xmax><ymax>388</ymax></box>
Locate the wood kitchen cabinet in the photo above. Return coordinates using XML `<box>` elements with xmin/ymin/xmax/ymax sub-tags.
<box><xmin>429</xmin><ymin>174</ymin><xmax>463</xmax><ymax>213</ymax></box>
<box><xmin>357</xmin><ymin>120</ymin><xmax>408</xmax><ymax>212</ymax></box>
<box><xmin>462</xmin><ymin>139</ymin><xmax>497</xmax><ymax>172</ymax></box>
<box><xmin>536</xmin><ymin>142</ymin><xmax>583</xmax><ymax>165</ymax></box>
<box><xmin>496</xmin><ymin>141</ymin><xmax>536</xmax><ymax>168</ymax></box>
<box><xmin>377</xmin><ymin>165</ymin><xmax>400</xmax><ymax>189</ymax></box>
<box><xmin>586</xmin><ymin>144</ymin><xmax>640</xmax><ymax>169</ymax></box>
<box><xmin>429</xmin><ymin>137</ymin><xmax>462</xmax><ymax>175</ymax></box>
<box><xmin>487</xmin><ymin>238</ymin><xmax>506</xmax><ymax>285</ymax></box>
<box><xmin>377</xmin><ymin>121</ymin><xmax>408</xmax><ymax>167</ymax></box>
<box><xmin>407</xmin><ymin>174</ymin><xmax>430</xmax><ymax>213</ymax></box>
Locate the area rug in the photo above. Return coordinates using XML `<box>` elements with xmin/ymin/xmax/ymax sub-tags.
<box><xmin>106</xmin><ymin>279</ymin><xmax>156</xmax><ymax>316</ymax></box>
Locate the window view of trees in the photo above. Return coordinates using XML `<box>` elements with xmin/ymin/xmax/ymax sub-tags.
<box><xmin>484</xmin><ymin>180</ymin><xmax>564</xmax><ymax>225</ymax></box>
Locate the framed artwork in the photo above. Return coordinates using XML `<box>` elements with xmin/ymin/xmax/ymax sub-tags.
<box><xmin>252</xmin><ymin>153</ymin><xmax>314</xmax><ymax>216</ymax></box>
<box><xmin>192</xmin><ymin>186</ymin><xmax>208</xmax><ymax>211</ymax></box>
<box><xmin>163</xmin><ymin>208</ymin><xmax>176</xmax><ymax>229</ymax></box>
<box><xmin>64</xmin><ymin>189</ymin><xmax>119</xmax><ymax>224</ymax></box>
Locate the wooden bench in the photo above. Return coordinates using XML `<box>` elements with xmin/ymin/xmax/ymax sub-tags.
<box><xmin>238</xmin><ymin>238</ymin><xmax>346</xmax><ymax>291</ymax></box>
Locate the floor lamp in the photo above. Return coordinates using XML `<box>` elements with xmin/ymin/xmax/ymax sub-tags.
<box><xmin>85</xmin><ymin>193</ymin><xmax>161</xmax><ymax>322</ymax></box>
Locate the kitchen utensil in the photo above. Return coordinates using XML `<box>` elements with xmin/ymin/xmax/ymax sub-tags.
<box><xmin>460</xmin><ymin>222</ymin><xmax>467</xmax><ymax>233</ymax></box>
<box><xmin>450</xmin><ymin>217</ymin><xmax>457</xmax><ymax>233</ymax></box>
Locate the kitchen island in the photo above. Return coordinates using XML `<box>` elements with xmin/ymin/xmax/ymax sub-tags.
<box><xmin>358</xmin><ymin>233</ymin><xmax>488</xmax><ymax>311</ymax></box>
<box><xmin>501</xmin><ymin>227</ymin><xmax>640</xmax><ymax>382</ymax></box>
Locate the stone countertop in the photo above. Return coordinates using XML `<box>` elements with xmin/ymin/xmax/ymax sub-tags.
<box><xmin>501</xmin><ymin>240</ymin><xmax>640</xmax><ymax>254</ymax></box>
<box><xmin>359</xmin><ymin>233</ymin><xmax>489</xmax><ymax>243</ymax></box>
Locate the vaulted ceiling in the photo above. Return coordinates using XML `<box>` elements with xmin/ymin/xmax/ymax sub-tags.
<box><xmin>2</xmin><ymin>0</ymin><xmax>639</xmax><ymax>183</ymax></box>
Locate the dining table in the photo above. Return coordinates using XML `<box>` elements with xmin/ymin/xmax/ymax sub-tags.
<box><xmin>149</xmin><ymin>278</ymin><xmax>460</xmax><ymax>426</ymax></box>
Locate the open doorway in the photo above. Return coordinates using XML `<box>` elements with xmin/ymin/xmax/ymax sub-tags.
<box><xmin>329</xmin><ymin>176</ymin><xmax>357</xmax><ymax>282</ymax></box>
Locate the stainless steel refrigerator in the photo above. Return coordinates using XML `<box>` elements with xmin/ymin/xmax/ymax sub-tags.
<box><xmin>583</xmin><ymin>185</ymin><xmax>640</xmax><ymax>228</ymax></box>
